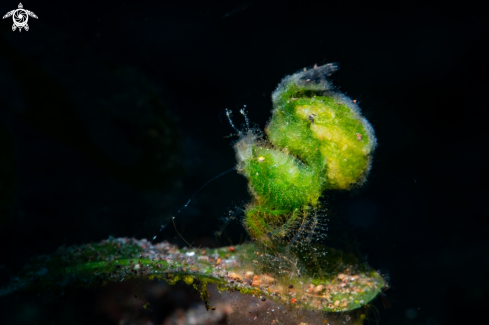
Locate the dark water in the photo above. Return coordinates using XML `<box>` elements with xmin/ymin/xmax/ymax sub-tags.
<box><xmin>0</xmin><ymin>1</ymin><xmax>488</xmax><ymax>324</ymax></box>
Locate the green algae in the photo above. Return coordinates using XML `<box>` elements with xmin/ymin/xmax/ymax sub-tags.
<box><xmin>233</xmin><ymin>64</ymin><xmax>376</xmax><ymax>244</ymax></box>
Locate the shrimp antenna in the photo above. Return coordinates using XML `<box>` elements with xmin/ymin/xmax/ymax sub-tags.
<box><xmin>225</xmin><ymin>109</ymin><xmax>241</xmax><ymax>134</ymax></box>
<box><xmin>152</xmin><ymin>167</ymin><xmax>237</xmax><ymax>242</ymax></box>
<box><xmin>240</xmin><ymin>105</ymin><xmax>250</xmax><ymax>130</ymax></box>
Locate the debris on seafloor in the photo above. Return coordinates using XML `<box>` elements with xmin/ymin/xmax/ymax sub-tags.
<box><xmin>103</xmin><ymin>281</ymin><xmax>362</xmax><ymax>325</ymax></box>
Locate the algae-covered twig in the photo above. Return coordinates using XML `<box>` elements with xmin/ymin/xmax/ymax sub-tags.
<box><xmin>0</xmin><ymin>237</ymin><xmax>384</xmax><ymax>313</ymax></box>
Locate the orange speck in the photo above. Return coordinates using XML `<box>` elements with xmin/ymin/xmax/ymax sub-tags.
<box><xmin>353</xmin><ymin>99</ymin><xmax>357</xmax><ymax>103</ymax></box>
<box><xmin>216</xmin><ymin>258</ymin><xmax>221</xmax><ymax>265</ymax></box>
<box><xmin>308</xmin><ymin>284</ymin><xmax>315</xmax><ymax>293</ymax></box>
<box><xmin>291</xmin><ymin>298</ymin><xmax>297</xmax><ymax>304</ymax></box>
<box><xmin>228</xmin><ymin>246</ymin><xmax>236</xmax><ymax>253</ymax></box>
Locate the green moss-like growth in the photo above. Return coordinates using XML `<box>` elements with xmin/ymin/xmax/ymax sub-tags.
<box><xmin>234</xmin><ymin>63</ymin><xmax>376</xmax><ymax>243</ymax></box>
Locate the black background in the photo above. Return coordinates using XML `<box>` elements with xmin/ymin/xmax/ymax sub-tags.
<box><xmin>1</xmin><ymin>0</ymin><xmax>488</xmax><ymax>324</ymax></box>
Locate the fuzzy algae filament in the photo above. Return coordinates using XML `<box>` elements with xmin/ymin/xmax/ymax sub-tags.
<box><xmin>234</xmin><ymin>63</ymin><xmax>376</xmax><ymax>243</ymax></box>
